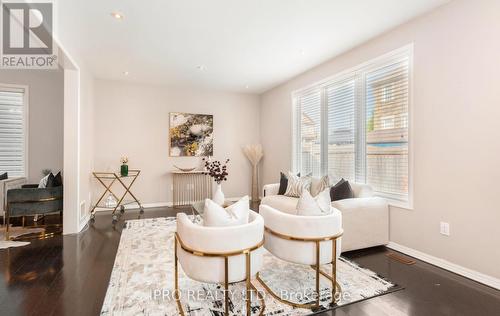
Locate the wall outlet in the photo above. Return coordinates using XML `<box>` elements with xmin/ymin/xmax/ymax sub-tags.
<box><xmin>440</xmin><ymin>222</ymin><xmax>450</xmax><ymax>236</ymax></box>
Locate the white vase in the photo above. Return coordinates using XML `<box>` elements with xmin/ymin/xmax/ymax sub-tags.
<box><xmin>213</xmin><ymin>183</ymin><xmax>225</xmax><ymax>205</ymax></box>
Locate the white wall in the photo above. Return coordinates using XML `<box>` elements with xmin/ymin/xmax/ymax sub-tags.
<box><xmin>56</xmin><ymin>1</ymin><xmax>96</xmax><ymax>233</ymax></box>
<box><xmin>260</xmin><ymin>0</ymin><xmax>500</xmax><ymax>279</ymax></box>
<box><xmin>0</xmin><ymin>69</ymin><xmax>64</xmax><ymax>183</ymax></box>
<box><xmin>93</xmin><ymin>80</ymin><xmax>260</xmax><ymax>204</ymax></box>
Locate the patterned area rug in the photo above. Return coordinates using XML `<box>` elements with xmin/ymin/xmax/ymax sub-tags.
<box><xmin>101</xmin><ymin>218</ymin><xmax>401</xmax><ymax>315</ymax></box>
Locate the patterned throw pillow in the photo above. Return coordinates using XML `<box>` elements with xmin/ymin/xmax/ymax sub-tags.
<box><xmin>284</xmin><ymin>172</ymin><xmax>311</xmax><ymax>198</ymax></box>
<box><xmin>310</xmin><ymin>175</ymin><xmax>330</xmax><ymax>197</ymax></box>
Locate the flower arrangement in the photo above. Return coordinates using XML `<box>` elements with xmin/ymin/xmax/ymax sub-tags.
<box><xmin>202</xmin><ymin>158</ymin><xmax>230</xmax><ymax>184</ymax></box>
<box><xmin>120</xmin><ymin>156</ymin><xmax>129</xmax><ymax>164</ymax></box>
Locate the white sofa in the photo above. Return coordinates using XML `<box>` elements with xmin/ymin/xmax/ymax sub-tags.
<box><xmin>261</xmin><ymin>182</ymin><xmax>389</xmax><ymax>253</ymax></box>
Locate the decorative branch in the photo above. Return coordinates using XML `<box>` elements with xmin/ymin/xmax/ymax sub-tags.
<box><xmin>202</xmin><ymin>158</ymin><xmax>230</xmax><ymax>184</ymax></box>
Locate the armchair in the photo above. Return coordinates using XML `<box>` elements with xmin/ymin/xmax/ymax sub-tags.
<box><xmin>175</xmin><ymin>210</ymin><xmax>265</xmax><ymax>315</ymax></box>
<box><xmin>5</xmin><ymin>185</ymin><xmax>63</xmax><ymax>240</ymax></box>
<box><xmin>257</xmin><ymin>204</ymin><xmax>343</xmax><ymax>309</ymax></box>
<box><xmin>261</xmin><ymin>182</ymin><xmax>388</xmax><ymax>252</ymax></box>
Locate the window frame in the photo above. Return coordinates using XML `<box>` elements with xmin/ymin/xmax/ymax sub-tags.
<box><xmin>291</xmin><ymin>45</ymin><xmax>414</xmax><ymax>209</ymax></box>
<box><xmin>0</xmin><ymin>83</ymin><xmax>29</xmax><ymax>178</ymax></box>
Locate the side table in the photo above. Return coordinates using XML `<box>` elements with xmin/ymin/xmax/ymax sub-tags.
<box><xmin>91</xmin><ymin>170</ymin><xmax>144</xmax><ymax>224</ymax></box>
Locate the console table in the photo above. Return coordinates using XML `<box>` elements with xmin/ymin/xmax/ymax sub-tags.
<box><xmin>172</xmin><ymin>171</ymin><xmax>212</xmax><ymax>207</ymax></box>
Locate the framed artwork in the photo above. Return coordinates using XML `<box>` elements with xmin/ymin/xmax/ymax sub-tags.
<box><xmin>169</xmin><ymin>112</ymin><xmax>213</xmax><ymax>156</ymax></box>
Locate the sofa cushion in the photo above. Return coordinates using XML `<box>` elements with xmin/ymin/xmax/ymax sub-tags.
<box><xmin>278</xmin><ymin>172</ymin><xmax>299</xmax><ymax>195</ymax></box>
<box><xmin>38</xmin><ymin>173</ymin><xmax>50</xmax><ymax>188</ymax></box>
<box><xmin>310</xmin><ymin>175</ymin><xmax>329</xmax><ymax>197</ymax></box>
<box><xmin>296</xmin><ymin>189</ymin><xmax>332</xmax><ymax>216</ymax></box>
<box><xmin>284</xmin><ymin>172</ymin><xmax>311</xmax><ymax>198</ymax></box>
<box><xmin>278</xmin><ymin>172</ymin><xmax>288</xmax><ymax>195</ymax></box>
<box><xmin>203</xmin><ymin>196</ymin><xmax>250</xmax><ymax>227</ymax></box>
<box><xmin>54</xmin><ymin>172</ymin><xmax>63</xmax><ymax>187</ymax></box>
<box><xmin>261</xmin><ymin>194</ymin><xmax>298</xmax><ymax>215</ymax></box>
<box><xmin>330</xmin><ymin>178</ymin><xmax>354</xmax><ymax>201</ymax></box>
<box><xmin>46</xmin><ymin>173</ymin><xmax>56</xmax><ymax>188</ymax></box>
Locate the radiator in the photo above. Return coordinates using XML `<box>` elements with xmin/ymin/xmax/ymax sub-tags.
<box><xmin>172</xmin><ymin>171</ymin><xmax>212</xmax><ymax>207</ymax></box>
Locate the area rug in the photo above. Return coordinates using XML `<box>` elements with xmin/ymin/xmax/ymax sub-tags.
<box><xmin>101</xmin><ymin>217</ymin><xmax>401</xmax><ymax>315</ymax></box>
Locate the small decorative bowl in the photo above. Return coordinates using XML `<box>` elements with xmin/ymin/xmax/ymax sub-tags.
<box><xmin>174</xmin><ymin>165</ymin><xmax>197</xmax><ymax>172</ymax></box>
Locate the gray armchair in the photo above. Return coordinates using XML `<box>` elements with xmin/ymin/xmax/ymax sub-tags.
<box><xmin>5</xmin><ymin>185</ymin><xmax>63</xmax><ymax>240</ymax></box>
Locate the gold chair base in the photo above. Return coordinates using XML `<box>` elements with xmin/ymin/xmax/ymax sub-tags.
<box><xmin>256</xmin><ymin>267</ymin><xmax>342</xmax><ymax>310</ymax></box>
<box><xmin>256</xmin><ymin>226</ymin><xmax>343</xmax><ymax>310</ymax></box>
<box><xmin>174</xmin><ymin>280</ymin><xmax>265</xmax><ymax>316</ymax></box>
<box><xmin>174</xmin><ymin>233</ymin><xmax>266</xmax><ymax>316</ymax></box>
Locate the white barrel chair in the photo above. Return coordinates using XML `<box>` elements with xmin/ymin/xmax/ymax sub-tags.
<box><xmin>258</xmin><ymin>204</ymin><xmax>343</xmax><ymax>309</ymax></box>
<box><xmin>175</xmin><ymin>210</ymin><xmax>265</xmax><ymax>316</ymax></box>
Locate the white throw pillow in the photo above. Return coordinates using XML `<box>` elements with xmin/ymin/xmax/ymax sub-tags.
<box><xmin>203</xmin><ymin>195</ymin><xmax>250</xmax><ymax>227</ymax></box>
<box><xmin>310</xmin><ymin>175</ymin><xmax>330</xmax><ymax>197</ymax></box>
<box><xmin>296</xmin><ymin>189</ymin><xmax>332</xmax><ymax>216</ymax></box>
<box><xmin>38</xmin><ymin>173</ymin><xmax>50</xmax><ymax>188</ymax></box>
<box><xmin>284</xmin><ymin>172</ymin><xmax>311</xmax><ymax>198</ymax></box>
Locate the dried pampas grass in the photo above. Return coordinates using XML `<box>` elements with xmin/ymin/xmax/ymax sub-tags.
<box><xmin>243</xmin><ymin>144</ymin><xmax>264</xmax><ymax>202</ymax></box>
<box><xmin>243</xmin><ymin>144</ymin><xmax>263</xmax><ymax>166</ymax></box>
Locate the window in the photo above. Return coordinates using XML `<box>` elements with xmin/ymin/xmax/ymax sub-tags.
<box><xmin>294</xmin><ymin>90</ymin><xmax>322</xmax><ymax>177</ymax></box>
<box><xmin>381</xmin><ymin>82</ymin><xmax>396</xmax><ymax>102</ymax></box>
<box><xmin>293</xmin><ymin>47</ymin><xmax>411</xmax><ymax>203</ymax></box>
<box><xmin>0</xmin><ymin>85</ymin><xmax>28</xmax><ymax>177</ymax></box>
<box><xmin>380</xmin><ymin>116</ymin><xmax>395</xmax><ymax>130</ymax></box>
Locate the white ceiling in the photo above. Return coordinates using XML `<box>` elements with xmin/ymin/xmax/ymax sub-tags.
<box><xmin>61</xmin><ymin>0</ymin><xmax>449</xmax><ymax>93</ymax></box>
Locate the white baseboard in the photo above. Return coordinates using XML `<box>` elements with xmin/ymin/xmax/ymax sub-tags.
<box><xmin>387</xmin><ymin>242</ymin><xmax>500</xmax><ymax>290</ymax></box>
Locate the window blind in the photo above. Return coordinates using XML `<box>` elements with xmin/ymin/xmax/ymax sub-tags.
<box><xmin>326</xmin><ymin>79</ymin><xmax>356</xmax><ymax>182</ymax></box>
<box><xmin>297</xmin><ymin>90</ymin><xmax>321</xmax><ymax>177</ymax></box>
<box><xmin>293</xmin><ymin>47</ymin><xmax>411</xmax><ymax>203</ymax></box>
<box><xmin>0</xmin><ymin>88</ymin><xmax>26</xmax><ymax>177</ymax></box>
<box><xmin>365</xmin><ymin>59</ymin><xmax>409</xmax><ymax>200</ymax></box>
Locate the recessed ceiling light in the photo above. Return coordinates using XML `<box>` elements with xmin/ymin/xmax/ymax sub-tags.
<box><xmin>196</xmin><ymin>65</ymin><xmax>206</xmax><ymax>71</ymax></box>
<box><xmin>123</xmin><ymin>71</ymin><xmax>129</xmax><ymax>76</ymax></box>
<box><xmin>111</xmin><ymin>12</ymin><xmax>124</xmax><ymax>20</ymax></box>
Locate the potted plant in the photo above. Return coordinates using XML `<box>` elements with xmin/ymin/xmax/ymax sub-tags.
<box><xmin>120</xmin><ymin>156</ymin><xmax>129</xmax><ymax>177</ymax></box>
<box><xmin>203</xmin><ymin>158</ymin><xmax>229</xmax><ymax>205</ymax></box>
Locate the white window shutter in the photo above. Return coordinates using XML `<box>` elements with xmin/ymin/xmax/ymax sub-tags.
<box><xmin>0</xmin><ymin>88</ymin><xmax>26</xmax><ymax>177</ymax></box>
<box><xmin>365</xmin><ymin>58</ymin><xmax>409</xmax><ymax>201</ymax></box>
<box><xmin>326</xmin><ymin>78</ymin><xmax>356</xmax><ymax>182</ymax></box>
<box><xmin>296</xmin><ymin>90</ymin><xmax>322</xmax><ymax>177</ymax></box>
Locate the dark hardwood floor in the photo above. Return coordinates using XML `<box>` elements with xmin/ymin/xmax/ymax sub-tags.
<box><xmin>1</xmin><ymin>208</ymin><xmax>499</xmax><ymax>316</ymax></box>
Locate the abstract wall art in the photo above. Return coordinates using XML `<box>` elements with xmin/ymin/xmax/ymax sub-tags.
<box><xmin>169</xmin><ymin>112</ymin><xmax>213</xmax><ymax>156</ymax></box>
